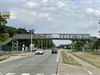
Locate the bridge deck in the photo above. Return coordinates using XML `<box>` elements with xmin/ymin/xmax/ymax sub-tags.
<box><xmin>13</xmin><ymin>33</ymin><xmax>90</xmax><ymax>40</ymax></box>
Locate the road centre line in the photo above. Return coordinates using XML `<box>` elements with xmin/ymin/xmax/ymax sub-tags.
<box><xmin>57</xmin><ymin>51</ymin><xmax>59</xmax><ymax>63</ymax></box>
<box><xmin>5</xmin><ymin>73</ymin><xmax>16</xmax><ymax>75</ymax></box>
<box><xmin>88</xmin><ymin>71</ymin><xmax>93</xmax><ymax>75</ymax></box>
<box><xmin>83</xmin><ymin>68</ymin><xmax>93</xmax><ymax>75</ymax></box>
<box><xmin>63</xmin><ymin>64</ymin><xmax>82</xmax><ymax>70</ymax></box>
<box><xmin>21</xmin><ymin>73</ymin><xmax>30</xmax><ymax>75</ymax></box>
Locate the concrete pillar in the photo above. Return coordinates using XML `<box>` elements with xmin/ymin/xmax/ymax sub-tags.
<box><xmin>46</xmin><ymin>39</ymin><xmax>47</xmax><ymax>49</ymax></box>
<box><xmin>12</xmin><ymin>40</ymin><xmax>19</xmax><ymax>51</ymax></box>
<box><xmin>11</xmin><ymin>41</ymin><xmax>14</xmax><ymax>51</ymax></box>
<box><xmin>16</xmin><ymin>40</ymin><xmax>19</xmax><ymax>51</ymax></box>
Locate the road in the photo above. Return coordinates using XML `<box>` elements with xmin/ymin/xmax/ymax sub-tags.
<box><xmin>0</xmin><ymin>50</ymin><xmax>100</xmax><ymax>75</ymax></box>
<box><xmin>0</xmin><ymin>50</ymin><xmax>58</xmax><ymax>75</ymax></box>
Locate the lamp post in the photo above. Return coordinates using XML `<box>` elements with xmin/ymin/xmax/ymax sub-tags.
<box><xmin>30</xmin><ymin>29</ymin><xmax>35</xmax><ymax>52</ymax></box>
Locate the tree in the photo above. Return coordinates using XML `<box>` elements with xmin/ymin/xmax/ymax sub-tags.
<box><xmin>4</xmin><ymin>26</ymin><xmax>17</xmax><ymax>37</ymax></box>
<box><xmin>0</xmin><ymin>16</ymin><xmax>7</xmax><ymax>33</ymax></box>
<box><xmin>17</xmin><ymin>28</ymin><xmax>28</xmax><ymax>34</ymax></box>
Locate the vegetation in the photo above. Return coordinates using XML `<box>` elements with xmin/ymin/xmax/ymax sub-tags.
<box><xmin>0</xmin><ymin>33</ymin><xmax>10</xmax><ymax>43</ymax></box>
<box><xmin>0</xmin><ymin>16</ymin><xmax>7</xmax><ymax>33</ymax></box>
<box><xmin>0</xmin><ymin>16</ymin><xmax>28</xmax><ymax>42</ymax></box>
<box><xmin>61</xmin><ymin>51</ymin><xmax>79</xmax><ymax>65</ymax></box>
<box><xmin>18</xmin><ymin>39</ymin><xmax>55</xmax><ymax>49</ymax></box>
<box><xmin>58</xmin><ymin>44</ymin><xmax>71</xmax><ymax>49</ymax></box>
<box><xmin>71</xmin><ymin>52</ymin><xmax>100</xmax><ymax>68</ymax></box>
<box><xmin>59</xmin><ymin>38</ymin><xmax>100</xmax><ymax>52</ymax></box>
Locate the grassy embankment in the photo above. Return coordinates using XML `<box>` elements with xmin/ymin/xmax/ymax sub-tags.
<box><xmin>61</xmin><ymin>51</ymin><xmax>80</xmax><ymax>65</ymax></box>
<box><xmin>0</xmin><ymin>52</ymin><xmax>10</xmax><ymax>61</ymax></box>
<box><xmin>0</xmin><ymin>51</ymin><xmax>23</xmax><ymax>61</ymax></box>
<box><xmin>71</xmin><ymin>52</ymin><xmax>100</xmax><ymax>68</ymax></box>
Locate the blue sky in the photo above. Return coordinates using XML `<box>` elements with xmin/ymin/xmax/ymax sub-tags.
<box><xmin>0</xmin><ymin>0</ymin><xmax>100</xmax><ymax>46</ymax></box>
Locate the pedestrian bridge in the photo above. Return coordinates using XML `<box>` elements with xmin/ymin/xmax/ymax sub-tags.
<box><xmin>13</xmin><ymin>33</ymin><xmax>90</xmax><ymax>40</ymax></box>
<box><xmin>0</xmin><ymin>33</ymin><xmax>91</xmax><ymax>51</ymax></box>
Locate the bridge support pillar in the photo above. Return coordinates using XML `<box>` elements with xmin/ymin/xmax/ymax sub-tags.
<box><xmin>45</xmin><ymin>39</ymin><xmax>47</xmax><ymax>49</ymax></box>
<box><xmin>48</xmin><ymin>39</ymin><xmax>51</xmax><ymax>49</ymax></box>
<box><xmin>40</xmin><ymin>40</ymin><xmax>43</xmax><ymax>49</ymax></box>
<box><xmin>12</xmin><ymin>40</ymin><xmax>19</xmax><ymax>51</ymax></box>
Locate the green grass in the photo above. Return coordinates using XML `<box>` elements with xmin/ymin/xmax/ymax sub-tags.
<box><xmin>71</xmin><ymin>52</ymin><xmax>100</xmax><ymax>68</ymax></box>
<box><xmin>61</xmin><ymin>51</ymin><xmax>79</xmax><ymax>65</ymax></box>
<box><xmin>0</xmin><ymin>52</ymin><xmax>9</xmax><ymax>56</ymax></box>
<box><xmin>0</xmin><ymin>56</ymin><xmax>8</xmax><ymax>61</ymax></box>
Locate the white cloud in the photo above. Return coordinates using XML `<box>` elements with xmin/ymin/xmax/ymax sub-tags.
<box><xmin>38</xmin><ymin>12</ymin><xmax>54</xmax><ymax>21</ymax></box>
<box><xmin>39</xmin><ymin>12</ymin><xmax>49</xmax><ymax>18</ymax></box>
<box><xmin>42</xmin><ymin>0</ymin><xmax>48</xmax><ymax>3</ymax></box>
<box><xmin>86</xmin><ymin>8</ymin><xmax>100</xmax><ymax>16</ymax></box>
<box><xmin>48</xmin><ymin>17</ymin><xmax>54</xmax><ymax>21</ymax></box>
<box><xmin>56</xmin><ymin>0</ymin><xmax>70</xmax><ymax>12</ymax></box>
<box><xmin>7</xmin><ymin>0</ymin><xmax>25</xmax><ymax>3</ymax></box>
<box><xmin>57</xmin><ymin>1</ymin><xmax>65</xmax><ymax>8</ymax></box>
<box><xmin>43</xmin><ymin>7</ymin><xmax>56</xmax><ymax>10</ymax></box>
<box><xmin>10</xmin><ymin>8</ymin><xmax>54</xmax><ymax>22</ymax></box>
<box><xmin>31</xmin><ymin>11</ymin><xmax>38</xmax><ymax>16</ymax></box>
<box><xmin>10</xmin><ymin>10</ymin><xmax>17</xmax><ymax>19</ymax></box>
<box><xmin>26</xmin><ymin>1</ymin><xmax>38</xmax><ymax>8</ymax></box>
<box><xmin>86</xmin><ymin>8</ymin><xmax>94</xmax><ymax>13</ymax></box>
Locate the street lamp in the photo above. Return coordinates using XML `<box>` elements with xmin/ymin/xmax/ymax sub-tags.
<box><xmin>30</xmin><ymin>29</ymin><xmax>35</xmax><ymax>52</ymax></box>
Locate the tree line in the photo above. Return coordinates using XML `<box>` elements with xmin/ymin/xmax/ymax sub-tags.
<box><xmin>58</xmin><ymin>38</ymin><xmax>100</xmax><ymax>52</ymax></box>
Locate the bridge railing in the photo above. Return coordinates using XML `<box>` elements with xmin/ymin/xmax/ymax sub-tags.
<box><xmin>13</xmin><ymin>33</ymin><xmax>91</xmax><ymax>40</ymax></box>
<box><xmin>13</xmin><ymin>34</ymin><xmax>52</xmax><ymax>39</ymax></box>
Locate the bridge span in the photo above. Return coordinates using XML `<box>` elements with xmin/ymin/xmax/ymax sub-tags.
<box><xmin>0</xmin><ymin>33</ymin><xmax>91</xmax><ymax>51</ymax></box>
<box><xmin>13</xmin><ymin>33</ymin><xmax>90</xmax><ymax>40</ymax></box>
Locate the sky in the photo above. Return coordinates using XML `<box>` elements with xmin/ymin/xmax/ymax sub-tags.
<box><xmin>0</xmin><ymin>0</ymin><xmax>100</xmax><ymax>46</ymax></box>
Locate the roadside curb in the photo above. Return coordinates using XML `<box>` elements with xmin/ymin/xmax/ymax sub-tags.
<box><xmin>58</xmin><ymin>50</ymin><xmax>63</xmax><ymax>63</ymax></box>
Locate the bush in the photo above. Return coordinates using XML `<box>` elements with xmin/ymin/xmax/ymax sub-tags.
<box><xmin>0</xmin><ymin>33</ymin><xmax>10</xmax><ymax>43</ymax></box>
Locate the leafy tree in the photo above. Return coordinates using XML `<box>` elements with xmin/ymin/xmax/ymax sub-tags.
<box><xmin>71</xmin><ymin>40</ymin><xmax>85</xmax><ymax>51</ymax></box>
<box><xmin>17</xmin><ymin>28</ymin><xmax>28</xmax><ymax>34</ymax></box>
<box><xmin>0</xmin><ymin>16</ymin><xmax>7</xmax><ymax>33</ymax></box>
<box><xmin>3</xmin><ymin>26</ymin><xmax>17</xmax><ymax>37</ymax></box>
<box><xmin>0</xmin><ymin>33</ymin><xmax>10</xmax><ymax>43</ymax></box>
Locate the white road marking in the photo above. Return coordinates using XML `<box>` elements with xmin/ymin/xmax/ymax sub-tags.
<box><xmin>5</xmin><ymin>73</ymin><xmax>16</xmax><ymax>75</ymax></box>
<box><xmin>83</xmin><ymin>68</ymin><xmax>93</xmax><ymax>75</ymax></box>
<box><xmin>21</xmin><ymin>73</ymin><xmax>30</xmax><ymax>75</ymax></box>
<box><xmin>0</xmin><ymin>72</ymin><xmax>3</xmax><ymax>75</ymax></box>
<box><xmin>36</xmin><ymin>73</ymin><xmax>44</xmax><ymax>75</ymax></box>
<box><xmin>57</xmin><ymin>52</ymin><xmax>59</xmax><ymax>63</ymax></box>
<box><xmin>52</xmin><ymin>74</ymin><xmax>59</xmax><ymax>75</ymax></box>
<box><xmin>64</xmin><ymin>64</ymin><xmax>82</xmax><ymax>70</ymax></box>
<box><xmin>88</xmin><ymin>71</ymin><xmax>93</xmax><ymax>75</ymax></box>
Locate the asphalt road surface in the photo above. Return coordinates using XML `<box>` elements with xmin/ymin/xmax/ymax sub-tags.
<box><xmin>0</xmin><ymin>50</ymin><xmax>58</xmax><ymax>75</ymax></box>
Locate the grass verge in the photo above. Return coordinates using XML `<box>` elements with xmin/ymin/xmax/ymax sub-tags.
<box><xmin>61</xmin><ymin>51</ymin><xmax>79</xmax><ymax>65</ymax></box>
<box><xmin>71</xmin><ymin>52</ymin><xmax>100</xmax><ymax>68</ymax></box>
<box><xmin>0</xmin><ymin>56</ymin><xmax>9</xmax><ymax>61</ymax></box>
